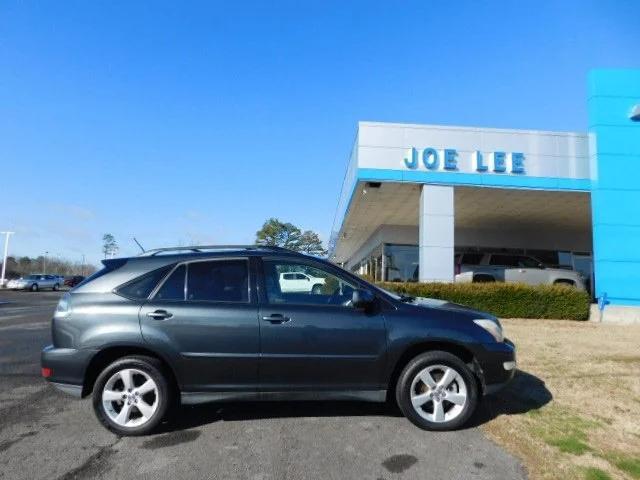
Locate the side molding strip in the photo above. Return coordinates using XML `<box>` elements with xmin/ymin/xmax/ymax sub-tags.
<box><xmin>181</xmin><ymin>390</ymin><xmax>387</xmax><ymax>405</ymax></box>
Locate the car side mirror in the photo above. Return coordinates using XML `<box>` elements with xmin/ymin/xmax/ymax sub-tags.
<box><xmin>352</xmin><ymin>289</ymin><xmax>375</xmax><ymax>309</ymax></box>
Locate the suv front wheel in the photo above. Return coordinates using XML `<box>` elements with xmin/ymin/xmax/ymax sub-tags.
<box><xmin>92</xmin><ymin>355</ymin><xmax>170</xmax><ymax>436</ymax></box>
<box><xmin>396</xmin><ymin>351</ymin><xmax>478</xmax><ymax>431</ymax></box>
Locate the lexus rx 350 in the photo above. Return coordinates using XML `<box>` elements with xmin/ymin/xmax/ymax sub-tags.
<box><xmin>42</xmin><ymin>245</ymin><xmax>516</xmax><ymax>436</ymax></box>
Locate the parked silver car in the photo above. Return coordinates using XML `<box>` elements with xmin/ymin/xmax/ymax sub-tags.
<box><xmin>6</xmin><ymin>274</ymin><xmax>61</xmax><ymax>291</ymax></box>
<box><xmin>455</xmin><ymin>253</ymin><xmax>585</xmax><ymax>289</ymax></box>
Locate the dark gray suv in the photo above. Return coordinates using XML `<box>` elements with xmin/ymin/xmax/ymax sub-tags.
<box><xmin>41</xmin><ymin>245</ymin><xmax>516</xmax><ymax>436</ymax></box>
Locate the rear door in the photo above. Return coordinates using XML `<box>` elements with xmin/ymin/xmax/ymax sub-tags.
<box><xmin>257</xmin><ymin>257</ymin><xmax>387</xmax><ymax>392</ymax></box>
<box><xmin>515</xmin><ymin>256</ymin><xmax>548</xmax><ymax>285</ymax></box>
<box><xmin>139</xmin><ymin>258</ymin><xmax>260</xmax><ymax>393</ymax></box>
<box><xmin>488</xmin><ymin>254</ymin><xmax>519</xmax><ymax>282</ymax></box>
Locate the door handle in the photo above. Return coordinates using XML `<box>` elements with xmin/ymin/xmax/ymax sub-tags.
<box><xmin>146</xmin><ymin>310</ymin><xmax>173</xmax><ymax>320</ymax></box>
<box><xmin>262</xmin><ymin>313</ymin><xmax>291</xmax><ymax>324</ymax></box>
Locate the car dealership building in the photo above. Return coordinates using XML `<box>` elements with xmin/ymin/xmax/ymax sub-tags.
<box><xmin>330</xmin><ymin>69</ymin><xmax>640</xmax><ymax>322</ymax></box>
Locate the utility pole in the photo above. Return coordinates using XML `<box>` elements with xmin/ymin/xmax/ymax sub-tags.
<box><xmin>43</xmin><ymin>251</ymin><xmax>48</xmax><ymax>274</ymax></box>
<box><xmin>1</xmin><ymin>231</ymin><xmax>14</xmax><ymax>287</ymax></box>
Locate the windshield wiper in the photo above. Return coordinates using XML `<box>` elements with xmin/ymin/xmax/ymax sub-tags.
<box><xmin>398</xmin><ymin>294</ymin><xmax>416</xmax><ymax>303</ymax></box>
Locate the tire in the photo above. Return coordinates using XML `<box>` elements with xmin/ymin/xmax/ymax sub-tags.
<box><xmin>92</xmin><ymin>355</ymin><xmax>171</xmax><ymax>436</ymax></box>
<box><xmin>311</xmin><ymin>284</ymin><xmax>323</xmax><ymax>295</ymax></box>
<box><xmin>30</xmin><ymin>283</ymin><xmax>38</xmax><ymax>292</ymax></box>
<box><xmin>395</xmin><ymin>351</ymin><xmax>478</xmax><ymax>431</ymax></box>
<box><xmin>53</xmin><ymin>283</ymin><xmax>59</xmax><ymax>291</ymax></box>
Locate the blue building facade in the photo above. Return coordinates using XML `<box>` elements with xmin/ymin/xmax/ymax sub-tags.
<box><xmin>589</xmin><ymin>69</ymin><xmax>640</xmax><ymax>309</ymax></box>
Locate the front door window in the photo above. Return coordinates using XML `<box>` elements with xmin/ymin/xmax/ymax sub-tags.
<box><xmin>263</xmin><ymin>260</ymin><xmax>357</xmax><ymax>306</ymax></box>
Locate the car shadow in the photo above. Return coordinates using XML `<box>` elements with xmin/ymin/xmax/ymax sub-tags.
<box><xmin>467</xmin><ymin>369</ymin><xmax>553</xmax><ymax>428</ymax></box>
<box><xmin>157</xmin><ymin>398</ymin><xmax>399</xmax><ymax>434</ymax></box>
<box><xmin>156</xmin><ymin>369</ymin><xmax>551</xmax><ymax>434</ymax></box>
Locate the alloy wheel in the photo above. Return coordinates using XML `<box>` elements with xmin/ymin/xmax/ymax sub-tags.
<box><xmin>409</xmin><ymin>364</ymin><xmax>468</xmax><ymax>423</ymax></box>
<box><xmin>102</xmin><ymin>368</ymin><xmax>159</xmax><ymax>428</ymax></box>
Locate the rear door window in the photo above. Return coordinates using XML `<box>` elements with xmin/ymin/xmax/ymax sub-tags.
<box><xmin>154</xmin><ymin>265</ymin><xmax>186</xmax><ymax>300</ymax></box>
<box><xmin>517</xmin><ymin>256</ymin><xmax>540</xmax><ymax>268</ymax></box>
<box><xmin>186</xmin><ymin>260</ymin><xmax>249</xmax><ymax>303</ymax></box>
<box><xmin>460</xmin><ymin>253</ymin><xmax>483</xmax><ymax>265</ymax></box>
<box><xmin>489</xmin><ymin>255</ymin><xmax>519</xmax><ymax>267</ymax></box>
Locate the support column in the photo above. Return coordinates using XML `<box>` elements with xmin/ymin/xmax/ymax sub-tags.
<box><xmin>419</xmin><ymin>185</ymin><xmax>454</xmax><ymax>283</ymax></box>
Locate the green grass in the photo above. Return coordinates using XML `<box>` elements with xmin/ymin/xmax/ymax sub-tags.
<box><xmin>546</xmin><ymin>435</ymin><xmax>591</xmax><ymax>455</ymax></box>
<box><xmin>528</xmin><ymin>406</ymin><xmax>600</xmax><ymax>456</ymax></box>
<box><xmin>583</xmin><ymin>467</ymin><xmax>612</xmax><ymax>480</ymax></box>
<box><xmin>603</xmin><ymin>454</ymin><xmax>640</xmax><ymax>479</ymax></box>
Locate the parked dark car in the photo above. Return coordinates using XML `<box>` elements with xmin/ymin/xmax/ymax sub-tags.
<box><xmin>42</xmin><ymin>245</ymin><xmax>516</xmax><ymax>436</ymax></box>
<box><xmin>64</xmin><ymin>275</ymin><xmax>86</xmax><ymax>288</ymax></box>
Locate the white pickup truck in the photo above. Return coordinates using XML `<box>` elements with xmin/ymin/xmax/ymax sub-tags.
<box><xmin>279</xmin><ymin>272</ymin><xmax>326</xmax><ymax>294</ymax></box>
<box><xmin>455</xmin><ymin>253</ymin><xmax>586</xmax><ymax>290</ymax></box>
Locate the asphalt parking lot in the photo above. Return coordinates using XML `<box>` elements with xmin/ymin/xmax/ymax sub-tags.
<box><xmin>0</xmin><ymin>290</ymin><xmax>526</xmax><ymax>480</ymax></box>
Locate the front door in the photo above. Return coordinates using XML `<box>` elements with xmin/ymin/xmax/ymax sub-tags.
<box><xmin>257</xmin><ymin>258</ymin><xmax>387</xmax><ymax>392</ymax></box>
<box><xmin>139</xmin><ymin>258</ymin><xmax>259</xmax><ymax>393</ymax></box>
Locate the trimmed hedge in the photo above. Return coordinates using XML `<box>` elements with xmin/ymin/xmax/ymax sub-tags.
<box><xmin>378</xmin><ymin>281</ymin><xmax>591</xmax><ymax>320</ymax></box>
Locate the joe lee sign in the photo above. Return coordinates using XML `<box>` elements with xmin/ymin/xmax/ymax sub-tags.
<box><xmin>404</xmin><ymin>147</ymin><xmax>525</xmax><ymax>174</ymax></box>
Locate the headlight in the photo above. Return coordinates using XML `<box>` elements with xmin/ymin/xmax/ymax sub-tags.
<box><xmin>473</xmin><ymin>318</ymin><xmax>504</xmax><ymax>342</ymax></box>
<box><xmin>54</xmin><ymin>293</ymin><xmax>72</xmax><ymax>318</ymax></box>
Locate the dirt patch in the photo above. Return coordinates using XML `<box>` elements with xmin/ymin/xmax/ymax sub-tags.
<box><xmin>483</xmin><ymin>319</ymin><xmax>640</xmax><ymax>480</ymax></box>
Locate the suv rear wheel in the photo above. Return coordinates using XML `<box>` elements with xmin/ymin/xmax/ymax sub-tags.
<box><xmin>396</xmin><ymin>351</ymin><xmax>478</xmax><ymax>431</ymax></box>
<box><xmin>92</xmin><ymin>355</ymin><xmax>170</xmax><ymax>436</ymax></box>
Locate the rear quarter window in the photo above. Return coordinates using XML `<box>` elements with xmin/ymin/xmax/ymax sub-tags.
<box><xmin>115</xmin><ymin>265</ymin><xmax>174</xmax><ymax>300</ymax></box>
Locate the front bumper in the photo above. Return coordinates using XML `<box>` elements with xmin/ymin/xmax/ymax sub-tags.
<box><xmin>475</xmin><ymin>338</ymin><xmax>516</xmax><ymax>395</ymax></box>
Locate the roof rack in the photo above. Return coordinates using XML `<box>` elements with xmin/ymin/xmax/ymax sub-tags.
<box><xmin>138</xmin><ymin>244</ymin><xmax>294</xmax><ymax>257</ymax></box>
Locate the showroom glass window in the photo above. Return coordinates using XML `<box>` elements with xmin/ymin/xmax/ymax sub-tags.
<box><xmin>384</xmin><ymin>244</ymin><xmax>419</xmax><ymax>282</ymax></box>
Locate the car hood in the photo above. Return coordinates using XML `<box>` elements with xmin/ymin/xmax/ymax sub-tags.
<box><xmin>409</xmin><ymin>296</ymin><xmax>495</xmax><ymax>319</ymax></box>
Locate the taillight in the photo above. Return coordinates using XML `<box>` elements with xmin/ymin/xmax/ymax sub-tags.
<box><xmin>54</xmin><ymin>293</ymin><xmax>71</xmax><ymax>318</ymax></box>
<box><xmin>41</xmin><ymin>367</ymin><xmax>53</xmax><ymax>378</ymax></box>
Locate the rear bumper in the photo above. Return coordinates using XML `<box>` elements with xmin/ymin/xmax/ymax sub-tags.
<box><xmin>41</xmin><ymin>345</ymin><xmax>96</xmax><ymax>395</ymax></box>
<box><xmin>49</xmin><ymin>382</ymin><xmax>83</xmax><ymax>397</ymax></box>
<box><xmin>474</xmin><ymin>338</ymin><xmax>516</xmax><ymax>395</ymax></box>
